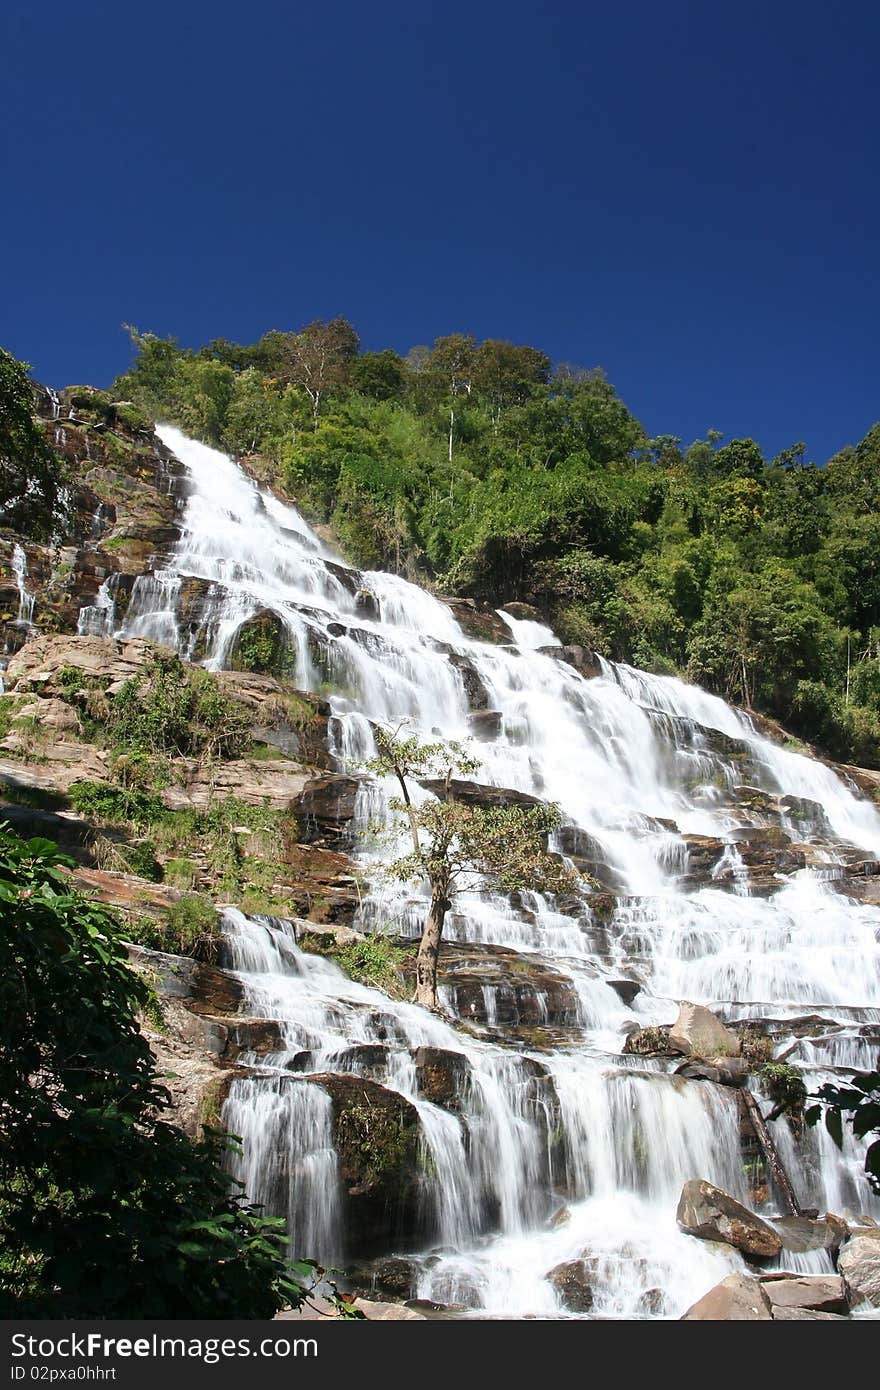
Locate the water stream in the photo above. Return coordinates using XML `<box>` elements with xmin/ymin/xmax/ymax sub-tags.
<box><xmin>103</xmin><ymin>425</ymin><xmax>879</xmax><ymax>1316</ymax></box>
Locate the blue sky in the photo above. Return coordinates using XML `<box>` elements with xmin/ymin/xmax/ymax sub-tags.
<box><xmin>2</xmin><ymin>0</ymin><xmax>877</xmax><ymax>462</ymax></box>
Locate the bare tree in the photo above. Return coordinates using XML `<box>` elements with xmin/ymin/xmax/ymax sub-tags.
<box><xmin>280</xmin><ymin>317</ymin><xmax>359</xmax><ymax>429</ymax></box>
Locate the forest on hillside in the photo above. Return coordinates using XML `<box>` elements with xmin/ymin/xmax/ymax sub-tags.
<box><xmin>106</xmin><ymin>322</ymin><xmax>880</xmax><ymax>770</ymax></box>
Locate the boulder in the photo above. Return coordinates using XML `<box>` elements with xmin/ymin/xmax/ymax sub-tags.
<box><xmin>837</xmin><ymin>1229</ymin><xmax>880</xmax><ymax>1307</ymax></box>
<box><xmin>681</xmin><ymin>1273</ymin><xmax>773</xmax><ymax>1320</ymax></box>
<box><xmin>447</xmin><ymin>653</ymin><xmax>491</xmax><ymax>710</ymax></box>
<box><xmin>418</xmin><ymin>778</ymin><xmax>543</xmax><ymax>812</ymax></box>
<box><xmin>773</xmin><ymin>1213</ymin><xmax>848</xmax><ymax>1256</ymax></box>
<box><xmin>668</xmin><ymin>1002</ymin><xmax>741</xmax><ymax>1060</ymax></box>
<box><xmin>676</xmin><ymin>1179</ymin><xmax>782</xmax><ymax>1260</ymax></box>
<box><xmin>674</xmin><ymin>1058</ymin><xmax>748</xmax><ymax>1087</ymax></box>
<box><xmin>546</xmin><ymin>1259</ymin><xmax>595</xmax><ymax>1313</ymax></box>
<box><xmin>760</xmin><ymin>1275</ymin><xmax>848</xmax><ymax>1314</ymax></box>
<box><xmin>354</xmin><ymin>588</ymin><xmax>380</xmax><ymax>621</ymax></box>
<box><xmin>607</xmin><ymin>978</ymin><xmax>641</xmax><ymax>1007</ymax></box>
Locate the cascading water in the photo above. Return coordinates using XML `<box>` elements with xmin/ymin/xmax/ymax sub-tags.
<box><xmin>94</xmin><ymin>425</ymin><xmax>879</xmax><ymax>1317</ymax></box>
<box><xmin>12</xmin><ymin>544</ymin><xmax>36</xmax><ymax>627</ymax></box>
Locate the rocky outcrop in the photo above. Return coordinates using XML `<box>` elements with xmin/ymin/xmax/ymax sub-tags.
<box><xmin>438</xmin><ymin>598</ymin><xmax>510</xmax><ymax>644</ymax></box>
<box><xmin>676</xmin><ymin>1179</ymin><xmax>782</xmax><ymax>1259</ymax></box>
<box><xmin>542</xmin><ymin>645</ymin><xmax>603</xmax><ymax>680</ymax></box>
<box><xmin>418</xmin><ymin>778</ymin><xmax>544</xmax><ymax>812</ymax></box>
<box><xmin>291</xmin><ymin>774</ymin><xmax>364</xmax><ymax>849</ymax></box>
<box><xmin>303</xmin><ymin>1073</ymin><xmax>426</xmax><ymax>1256</ymax></box>
<box><xmin>545</xmin><ymin>1259</ymin><xmax>595</xmax><ymax>1313</ymax></box>
<box><xmin>414</xmin><ymin>1047</ymin><xmax>471</xmax><ymax>1111</ymax></box>
<box><xmin>668</xmin><ymin>1002</ymin><xmax>741</xmax><ymax>1061</ymax></box>
<box><xmin>681</xmin><ymin>1274</ymin><xmax>773</xmax><ymax>1320</ymax></box>
<box><xmin>837</xmin><ymin>1229</ymin><xmax>880</xmax><ymax>1307</ymax></box>
<box><xmin>227</xmin><ymin>609</ymin><xmax>295</xmax><ymax>679</ymax></box>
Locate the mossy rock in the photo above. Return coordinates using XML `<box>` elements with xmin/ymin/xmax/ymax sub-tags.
<box><xmin>228</xmin><ymin>610</ymin><xmax>295</xmax><ymax>679</ymax></box>
<box><xmin>306</xmin><ymin>1072</ymin><xmax>427</xmax><ymax>1256</ymax></box>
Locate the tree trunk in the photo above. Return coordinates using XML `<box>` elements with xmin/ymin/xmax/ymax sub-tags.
<box><xmin>414</xmin><ymin>881</ymin><xmax>449</xmax><ymax>1010</ymax></box>
<box><xmin>742</xmin><ymin>1089</ymin><xmax>802</xmax><ymax>1216</ymax></box>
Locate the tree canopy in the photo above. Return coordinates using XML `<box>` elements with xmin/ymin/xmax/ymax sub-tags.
<box><xmin>109</xmin><ymin>322</ymin><xmax>880</xmax><ymax>768</ymax></box>
<box><xmin>0</xmin><ymin>347</ymin><xmax>65</xmax><ymax>538</ymax></box>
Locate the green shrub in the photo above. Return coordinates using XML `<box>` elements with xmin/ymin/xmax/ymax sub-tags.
<box><xmin>68</xmin><ymin>780</ymin><xmax>167</xmax><ymax>829</ymax></box>
<box><xmin>126</xmin><ymin>894</ymin><xmax>220</xmax><ymax>963</ymax></box>
<box><xmin>107</xmin><ymin>652</ymin><xmax>251</xmax><ymax>760</ymax></box>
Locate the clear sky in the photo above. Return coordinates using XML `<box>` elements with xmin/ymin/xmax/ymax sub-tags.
<box><xmin>2</xmin><ymin>0</ymin><xmax>877</xmax><ymax>463</ymax></box>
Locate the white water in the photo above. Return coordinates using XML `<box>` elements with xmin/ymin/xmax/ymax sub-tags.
<box><xmin>11</xmin><ymin>544</ymin><xmax>35</xmax><ymax>626</ymax></box>
<box><xmin>102</xmin><ymin>426</ymin><xmax>879</xmax><ymax>1316</ymax></box>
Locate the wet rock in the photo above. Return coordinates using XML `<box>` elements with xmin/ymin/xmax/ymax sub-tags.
<box><xmin>547</xmin><ymin>645</ymin><xmax>603</xmax><ymax>680</ymax></box>
<box><xmin>760</xmin><ymin>1274</ymin><xmax>848</xmax><ymax>1314</ymax></box>
<box><xmin>773</xmin><ymin>1213</ymin><xmax>848</xmax><ymax>1256</ymax></box>
<box><xmin>291</xmin><ymin>774</ymin><xmax>364</xmax><ymax>848</ymax></box>
<box><xmin>210</xmin><ymin>1018</ymin><xmax>286</xmax><ymax>1062</ymax></box>
<box><xmin>419</xmin><ymin>777</ymin><xmax>543</xmax><ymax>812</ymax></box>
<box><xmin>668</xmin><ymin>1002</ymin><xmax>741</xmax><ymax>1060</ymax></box>
<box><xmin>676</xmin><ymin>1179</ymin><xmax>782</xmax><ymax>1260</ymax></box>
<box><xmin>546</xmin><ymin>1259</ymin><xmax>595</xmax><ymax>1313</ymax></box>
<box><xmin>607</xmin><ymin>978</ymin><xmax>641</xmax><ymax>1007</ymax></box>
<box><xmin>304</xmin><ymin>1073</ymin><xmax>426</xmax><ymax>1257</ymax></box>
<box><xmin>448</xmin><ymin>653</ymin><xmax>491</xmax><ymax>710</ymax></box>
<box><xmin>414</xmin><ymin>1046</ymin><xmax>470</xmax><ymax>1111</ymax></box>
<box><xmin>351</xmin><ymin>1255</ymin><xmax>423</xmax><ymax>1300</ymax></box>
<box><xmin>467</xmin><ymin>710</ymin><xmax>502</xmax><ymax>741</ymax></box>
<box><xmin>438</xmin><ymin>597</ymin><xmax>510</xmax><ymax>644</ymax></box>
<box><xmin>354</xmin><ymin>588</ymin><xmax>380</xmax><ymax>621</ymax></box>
<box><xmin>673</xmin><ymin>1058</ymin><xmax>748</xmax><ymax>1087</ymax></box>
<box><xmin>637</xmin><ymin>1288</ymin><xmax>665</xmax><ymax>1316</ymax></box>
<box><xmin>681</xmin><ymin>1273</ymin><xmax>773</xmax><ymax>1320</ymax></box>
<box><xmin>837</xmin><ymin>1229</ymin><xmax>880</xmax><ymax>1307</ymax></box>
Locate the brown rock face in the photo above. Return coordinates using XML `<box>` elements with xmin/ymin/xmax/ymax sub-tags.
<box><xmin>676</xmin><ymin>1179</ymin><xmax>783</xmax><ymax>1260</ymax></box>
<box><xmin>291</xmin><ymin>774</ymin><xmax>364</xmax><ymax>848</ymax></box>
<box><xmin>681</xmin><ymin>1274</ymin><xmax>773</xmax><ymax>1320</ymax></box>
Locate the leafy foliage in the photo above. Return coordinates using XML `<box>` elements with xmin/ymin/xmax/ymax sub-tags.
<box><xmin>112</xmin><ymin>324</ymin><xmax>880</xmax><ymax>767</ymax></box>
<box><xmin>107</xmin><ymin>650</ymin><xmax>252</xmax><ymax>759</ymax></box>
<box><xmin>364</xmin><ymin>725</ymin><xmax>574</xmax><ymax>1007</ymax></box>
<box><xmin>0</xmin><ymin>347</ymin><xmax>66</xmax><ymax>537</ymax></box>
<box><xmin>806</xmin><ymin>1071</ymin><xmax>880</xmax><ymax>1195</ymax></box>
<box><xmin>0</xmin><ymin>823</ymin><xmax>313</xmax><ymax>1317</ymax></box>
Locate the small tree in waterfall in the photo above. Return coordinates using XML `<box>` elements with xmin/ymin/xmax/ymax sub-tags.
<box><xmin>367</xmin><ymin>726</ymin><xmax>574</xmax><ymax>1010</ymax></box>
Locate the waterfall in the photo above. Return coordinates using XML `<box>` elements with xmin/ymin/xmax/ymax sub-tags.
<box><xmin>94</xmin><ymin>426</ymin><xmax>879</xmax><ymax>1317</ymax></box>
<box><xmin>12</xmin><ymin>544</ymin><xmax>36</xmax><ymax>626</ymax></box>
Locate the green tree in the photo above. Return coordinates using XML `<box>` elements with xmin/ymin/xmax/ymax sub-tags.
<box><xmin>367</xmin><ymin>728</ymin><xmax>573</xmax><ymax>1009</ymax></box>
<box><xmin>0</xmin><ymin>346</ymin><xmax>65</xmax><ymax>538</ymax></box>
<box><xmin>0</xmin><ymin>825</ymin><xmax>316</xmax><ymax>1317</ymax></box>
